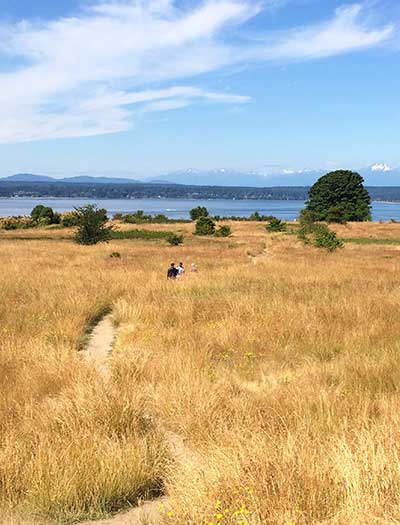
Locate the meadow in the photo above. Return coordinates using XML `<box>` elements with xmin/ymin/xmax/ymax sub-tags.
<box><xmin>1</xmin><ymin>220</ymin><xmax>400</xmax><ymax>524</ymax></box>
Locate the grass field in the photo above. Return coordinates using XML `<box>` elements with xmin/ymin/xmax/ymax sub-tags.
<box><xmin>1</xmin><ymin>221</ymin><xmax>400</xmax><ymax>524</ymax></box>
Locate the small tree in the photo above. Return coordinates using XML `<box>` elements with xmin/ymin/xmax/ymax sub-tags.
<box><xmin>266</xmin><ymin>217</ymin><xmax>286</xmax><ymax>232</ymax></box>
<box><xmin>31</xmin><ymin>205</ymin><xmax>46</xmax><ymax>221</ymax></box>
<box><xmin>74</xmin><ymin>204</ymin><xmax>113</xmax><ymax>245</ymax></box>
<box><xmin>190</xmin><ymin>206</ymin><xmax>209</xmax><ymax>221</ymax></box>
<box><xmin>306</xmin><ymin>170</ymin><xmax>371</xmax><ymax>222</ymax></box>
<box><xmin>31</xmin><ymin>205</ymin><xmax>57</xmax><ymax>225</ymax></box>
<box><xmin>195</xmin><ymin>216</ymin><xmax>216</xmax><ymax>235</ymax></box>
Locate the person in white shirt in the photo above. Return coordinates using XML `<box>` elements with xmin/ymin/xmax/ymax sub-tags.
<box><xmin>177</xmin><ymin>262</ymin><xmax>185</xmax><ymax>276</ymax></box>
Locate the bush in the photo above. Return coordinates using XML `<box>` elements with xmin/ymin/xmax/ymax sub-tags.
<box><xmin>215</xmin><ymin>225</ymin><xmax>231</xmax><ymax>237</ymax></box>
<box><xmin>298</xmin><ymin>223</ymin><xmax>343</xmax><ymax>252</ymax></box>
<box><xmin>60</xmin><ymin>211</ymin><xmax>80</xmax><ymax>227</ymax></box>
<box><xmin>266</xmin><ymin>217</ymin><xmax>286</xmax><ymax>232</ymax></box>
<box><xmin>74</xmin><ymin>205</ymin><xmax>113</xmax><ymax>245</ymax></box>
<box><xmin>299</xmin><ymin>209</ymin><xmax>318</xmax><ymax>226</ymax></box>
<box><xmin>249</xmin><ymin>212</ymin><xmax>276</xmax><ymax>222</ymax></box>
<box><xmin>110</xmin><ymin>252</ymin><xmax>121</xmax><ymax>258</ymax></box>
<box><xmin>31</xmin><ymin>205</ymin><xmax>57</xmax><ymax>224</ymax></box>
<box><xmin>195</xmin><ymin>216</ymin><xmax>216</xmax><ymax>236</ymax></box>
<box><xmin>166</xmin><ymin>233</ymin><xmax>184</xmax><ymax>246</ymax></box>
<box><xmin>190</xmin><ymin>206</ymin><xmax>209</xmax><ymax>221</ymax></box>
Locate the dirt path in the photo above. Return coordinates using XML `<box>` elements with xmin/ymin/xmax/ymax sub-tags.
<box><xmin>78</xmin><ymin>498</ymin><xmax>168</xmax><ymax>525</ymax></box>
<box><xmin>80</xmin><ymin>313</ymin><xmax>167</xmax><ymax>525</ymax></box>
<box><xmin>83</xmin><ymin>314</ymin><xmax>115</xmax><ymax>380</ymax></box>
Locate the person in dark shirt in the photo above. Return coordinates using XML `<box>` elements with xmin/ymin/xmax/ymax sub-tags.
<box><xmin>167</xmin><ymin>263</ymin><xmax>179</xmax><ymax>279</ymax></box>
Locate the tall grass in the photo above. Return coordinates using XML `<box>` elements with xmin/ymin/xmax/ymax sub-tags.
<box><xmin>1</xmin><ymin>224</ymin><xmax>400</xmax><ymax>523</ymax></box>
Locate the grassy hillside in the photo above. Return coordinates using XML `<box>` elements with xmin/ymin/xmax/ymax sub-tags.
<box><xmin>1</xmin><ymin>222</ymin><xmax>400</xmax><ymax>524</ymax></box>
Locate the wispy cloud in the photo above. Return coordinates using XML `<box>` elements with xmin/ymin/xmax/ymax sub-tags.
<box><xmin>0</xmin><ymin>1</ymin><xmax>394</xmax><ymax>142</ymax></box>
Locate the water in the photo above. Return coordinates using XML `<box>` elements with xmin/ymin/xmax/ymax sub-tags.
<box><xmin>0</xmin><ymin>197</ymin><xmax>399</xmax><ymax>221</ymax></box>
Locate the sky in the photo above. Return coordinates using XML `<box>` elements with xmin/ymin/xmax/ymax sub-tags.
<box><xmin>0</xmin><ymin>0</ymin><xmax>399</xmax><ymax>180</ymax></box>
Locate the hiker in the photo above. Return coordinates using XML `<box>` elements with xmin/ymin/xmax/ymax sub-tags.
<box><xmin>190</xmin><ymin>263</ymin><xmax>197</xmax><ymax>273</ymax></box>
<box><xmin>167</xmin><ymin>263</ymin><xmax>179</xmax><ymax>279</ymax></box>
<box><xmin>177</xmin><ymin>262</ymin><xmax>185</xmax><ymax>276</ymax></box>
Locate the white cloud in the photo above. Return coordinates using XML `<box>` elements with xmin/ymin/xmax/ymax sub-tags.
<box><xmin>247</xmin><ymin>4</ymin><xmax>393</xmax><ymax>61</ymax></box>
<box><xmin>0</xmin><ymin>1</ymin><xmax>394</xmax><ymax>142</ymax></box>
<box><xmin>371</xmin><ymin>163</ymin><xmax>393</xmax><ymax>172</ymax></box>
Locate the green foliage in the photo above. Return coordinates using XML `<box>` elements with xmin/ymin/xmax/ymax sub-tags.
<box><xmin>299</xmin><ymin>208</ymin><xmax>318</xmax><ymax>225</ymax></box>
<box><xmin>118</xmin><ymin>211</ymin><xmax>188</xmax><ymax>224</ymax></box>
<box><xmin>190</xmin><ymin>206</ymin><xmax>209</xmax><ymax>221</ymax></box>
<box><xmin>31</xmin><ymin>205</ymin><xmax>60</xmax><ymax>225</ymax></box>
<box><xmin>195</xmin><ymin>216</ymin><xmax>216</xmax><ymax>236</ymax></box>
<box><xmin>306</xmin><ymin>170</ymin><xmax>371</xmax><ymax>222</ymax></box>
<box><xmin>166</xmin><ymin>233</ymin><xmax>184</xmax><ymax>246</ymax></box>
<box><xmin>111</xmin><ymin>229</ymin><xmax>171</xmax><ymax>240</ymax></box>
<box><xmin>74</xmin><ymin>205</ymin><xmax>113</xmax><ymax>245</ymax></box>
<box><xmin>298</xmin><ymin>223</ymin><xmax>343</xmax><ymax>252</ymax></box>
<box><xmin>60</xmin><ymin>211</ymin><xmax>80</xmax><ymax>227</ymax></box>
<box><xmin>110</xmin><ymin>252</ymin><xmax>121</xmax><ymax>258</ymax></box>
<box><xmin>266</xmin><ymin>217</ymin><xmax>286</xmax><ymax>232</ymax></box>
<box><xmin>249</xmin><ymin>212</ymin><xmax>276</xmax><ymax>222</ymax></box>
<box><xmin>215</xmin><ymin>225</ymin><xmax>231</xmax><ymax>237</ymax></box>
<box><xmin>325</xmin><ymin>206</ymin><xmax>347</xmax><ymax>224</ymax></box>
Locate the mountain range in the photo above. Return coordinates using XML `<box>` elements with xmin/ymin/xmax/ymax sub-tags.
<box><xmin>1</xmin><ymin>164</ymin><xmax>399</xmax><ymax>187</ymax></box>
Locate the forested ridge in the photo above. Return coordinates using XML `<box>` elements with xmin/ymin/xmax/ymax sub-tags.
<box><xmin>0</xmin><ymin>180</ymin><xmax>399</xmax><ymax>201</ymax></box>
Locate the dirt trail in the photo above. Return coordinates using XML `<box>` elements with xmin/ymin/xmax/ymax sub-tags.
<box><xmin>78</xmin><ymin>498</ymin><xmax>168</xmax><ymax>525</ymax></box>
<box><xmin>80</xmin><ymin>313</ymin><xmax>199</xmax><ymax>525</ymax></box>
<box><xmin>83</xmin><ymin>314</ymin><xmax>115</xmax><ymax>380</ymax></box>
<box><xmin>80</xmin><ymin>313</ymin><xmax>167</xmax><ymax>525</ymax></box>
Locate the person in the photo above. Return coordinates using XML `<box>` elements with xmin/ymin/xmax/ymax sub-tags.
<box><xmin>167</xmin><ymin>263</ymin><xmax>179</xmax><ymax>279</ymax></box>
<box><xmin>177</xmin><ymin>262</ymin><xmax>185</xmax><ymax>276</ymax></box>
<box><xmin>190</xmin><ymin>263</ymin><xmax>197</xmax><ymax>273</ymax></box>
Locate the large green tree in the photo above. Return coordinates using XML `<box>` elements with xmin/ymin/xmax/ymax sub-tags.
<box><xmin>306</xmin><ymin>170</ymin><xmax>371</xmax><ymax>222</ymax></box>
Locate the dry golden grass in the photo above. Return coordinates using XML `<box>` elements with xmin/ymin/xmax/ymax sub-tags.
<box><xmin>1</xmin><ymin>222</ymin><xmax>400</xmax><ymax>524</ymax></box>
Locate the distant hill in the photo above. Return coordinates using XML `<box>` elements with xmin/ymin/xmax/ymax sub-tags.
<box><xmin>3</xmin><ymin>173</ymin><xmax>55</xmax><ymax>182</ymax></box>
<box><xmin>63</xmin><ymin>175</ymin><xmax>142</xmax><ymax>184</ymax></box>
<box><xmin>0</xmin><ymin>174</ymin><xmax>142</xmax><ymax>184</ymax></box>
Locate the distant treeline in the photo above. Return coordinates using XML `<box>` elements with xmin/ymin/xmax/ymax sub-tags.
<box><xmin>0</xmin><ymin>181</ymin><xmax>400</xmax><ymax>201</ymax></box>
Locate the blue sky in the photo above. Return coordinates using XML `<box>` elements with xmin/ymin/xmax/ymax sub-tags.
<box><xmin>0</xmin><ymin>0</ymin><xmax>398</xmax><ymax>181</ymax></box>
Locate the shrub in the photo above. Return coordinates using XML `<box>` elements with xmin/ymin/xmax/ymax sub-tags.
<box><xmin>31</xmin><ymin>205</ymin><xmax>56</xmax><ymax>224</ymax></box>
<box><xmin>314</xmin><ymin>225</ymin><xmax>344</xmax><ymax>251</ymax></box>
<box><xmin>60</xmin><ymin>211</ymin><xmax>80</xmax><ymax>227</ymax></box>
<box><xmin>298</xmin><ymin>223</ymin><xmax>343</xmax><ymax>252</ymax></box>
<box><xmin>166</xmin><ymin>233</ymin><xmax>184</xmax><ymax>246</ymax></box>
<box><xmin>299</xmin><ymin>209</ymin><xmax>318</xmax><ymax>226</ymax></box>
<box><xmin>195</xmin><ymin>216</ymin><xmax>216</xmax><ymax>236</ymax></box>
<box><xmin>215</xmin><ymin>225</ymin><xmax>231</xmax><ymax>237</ymax></box>
<box><xmin>74</xmin><ymin>205</ymin><xmax>113</xmax><ymax>245</ymax></box>
<box><xmin>266</xmin><ymin>217</ymin><xmax>286</xmax><ymax>232</ymax></box>
<box><xmin>110</xmin><ymin>252</ymin><xmax>121</xmax><ymax>258</ymax></box>
<box><xmin>190</xmin><ymin>206</ymin><xmax>209</xmax><ymax>221</ymax></box>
